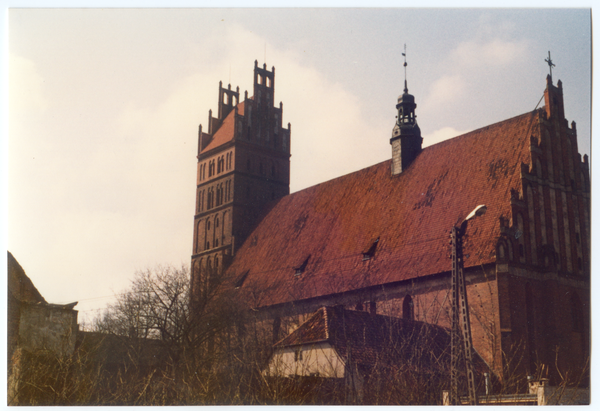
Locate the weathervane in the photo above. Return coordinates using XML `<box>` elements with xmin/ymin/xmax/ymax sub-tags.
<box><xmin>545</xmin><ymin>51</ymin><xmax>556</xmax><ymax>79</ymax></box>
<box><xmin>402</xmin><ymin>44</ymin><xmax>408</xmax><ymax>93</ymax></box>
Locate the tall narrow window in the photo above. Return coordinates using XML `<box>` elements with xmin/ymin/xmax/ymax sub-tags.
<box><xmin>403</xmin><ymin>295</ymin><xmax>414</xmax><ymax>320</ymax></box>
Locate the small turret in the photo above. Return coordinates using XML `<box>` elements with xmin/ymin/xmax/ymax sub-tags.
<box><xmin>390</xmin><ymin>47</ymin><xmax>422</xmax><ymax>175</ymax></box>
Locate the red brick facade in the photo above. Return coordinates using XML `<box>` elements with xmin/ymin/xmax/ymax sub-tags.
<box><xmin>191</xmin><ymin>61</ymin><xmax>291</xmax><ymax>304</ymax></box>
<box><xmin>191</xmin><ymin>68</ymin><xmax>589</xmax><ymax>384</ymax></box>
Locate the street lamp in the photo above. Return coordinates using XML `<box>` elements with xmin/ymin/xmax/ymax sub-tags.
<box><xmin>450</xmin><ymin>205</ymin><xmax>487</xmax><ymax>405</ymax></box>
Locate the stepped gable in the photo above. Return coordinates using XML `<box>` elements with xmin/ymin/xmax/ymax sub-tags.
<box><xmin>226</xmin><ymin>110</ymin><xmax>538</xmax><ymax>308</ymax></box>
<box><xmin>200</xmin><ymin>101</ymin><xmax>246</xmax><ymax>154</ymax></box>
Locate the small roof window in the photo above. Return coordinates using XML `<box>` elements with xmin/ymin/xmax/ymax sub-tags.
<box><xmin>294</xmin><ymin>255</ymin><xmax>311</xmax><ymax>276</ymax></box>
<box><xmin>234</xmin><ymin>270</ymin><xmax>250</xmax><ymax>289</ymax></box>
<box><xmin>362</xmin><ymin>237</ymin><xmax>380</xmax><ymax>261</ymax></box>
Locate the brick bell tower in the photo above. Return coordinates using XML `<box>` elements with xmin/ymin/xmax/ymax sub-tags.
<box><xmin>190</xmin><ymin>61</ymin><xmax>291</xmax><ymax>302</ymax></box>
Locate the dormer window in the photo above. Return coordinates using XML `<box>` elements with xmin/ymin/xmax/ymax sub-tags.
<box><xmin>294</xmin><ymin>255</ymin><xmax>310</xmax><ymax>276</ymax></box>
<box><xmin>235</xmin><ymin>270</ymin><xmax>249</xmax><ymax>289</ymax></box>
<box><xmin>362</xmin><ymin>237</ymin><xmax>380</xmax><ymax>261</ymax></box>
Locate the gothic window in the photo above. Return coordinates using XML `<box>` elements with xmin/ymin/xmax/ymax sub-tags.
<box><xmin>403</xmin><ymin>295</ymin><xmax>414</xmax><ymax>320</ymax></box>
<box><xmin>274</xmin><ymin>134</ymin><xmax>279</xmax><ymax>149</ymax></box>
<box><xmin>247</xmin><ymin>159</ymin><xmax>252</xmax><ymax>172</ymax></box>
<box><xmin>209</xmin><ymin>160</ymin><xmax>216</xmax><ymax>177</ymax></box>
<box><xmin>259</xmin><ymin>161</ymin><xmax>264</xmax><ymax>176</ymax></box>
<box><xmin>196</xmin><ymin>220</ymin><xmax>204</xmax><ymax>254</ymax></box>
<box><xmin>498</xmin><ymin>243</ymin><xmax>506</xmax><ymax>260</ymax></box>
<box><xmin>266</xmin><ymin>77</ymin><xmax>271</xmax><ymax>88</ymax></box>
<box><xmin>517</xmin><ymin>213</ymin><xmax>525</xmax><ymax>262</ymax></box>
<box><xmin>216</xmin><ymin>217</ymin><xmax>219</xmax><ymax>228</ymax></box>
<box><xmin>207</xmin><ymin>188</ymin><xmax>214</xmax><ymax>209</ymax></box>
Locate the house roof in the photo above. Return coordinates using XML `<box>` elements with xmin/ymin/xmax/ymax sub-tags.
<box><xmin>201</xmin><ymin>101</ymin><xmax>246</xmax><ymax>153</ymax></box>
<box><xmin>275</xmin><ymin>306</ymin><xmax>453</xmax><ymax>372</ymax></box>
<box><xmin>8</xmin><ymin>251</ymin><xmax>47</xmax><ymax>304</ymax></box>
<box><xmin>227</xmin><ymin>110</ymin><xmax>539</xmax><ymax>308</ymax></box>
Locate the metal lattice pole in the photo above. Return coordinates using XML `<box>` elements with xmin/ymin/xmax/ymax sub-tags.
<box><xmin>450</xmin><ymin>226</ymin><xmax>461</xmax><ymax>404</ymax></box>
<box><xmin>451</xmin><ymin>224</ymin><xmax>478</xmax><ymax>405</ymax></box>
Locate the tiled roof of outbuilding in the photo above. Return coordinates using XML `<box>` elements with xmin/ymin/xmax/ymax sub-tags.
<box><xmin>275</xmin><ymin>306</ymin><xmax>452</xmax><ymax>371</ymax></box>
<box><xmin>227</xmin><ymin>110</ymin><xmax>539</xmax><ymax>308</ymax></box>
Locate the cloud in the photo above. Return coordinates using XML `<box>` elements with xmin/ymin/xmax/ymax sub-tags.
<box><xmin>422</xmin><ymin>74</ymin><xmax>466</xmax><ymax>108</ymax></box>
<box><xmin>8</xmin><ymin>22</ymin><xmax>387</xmax><ymax>320</ymax></box>
<box><xmin>453</xmin><ymin>38</ymin><xmax>528</xmax><ymax>68</ymax></box>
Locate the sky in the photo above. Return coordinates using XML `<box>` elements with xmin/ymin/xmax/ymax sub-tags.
<box><xmin>4</xmin><ymin>6</ymin><xmax>593</xmax><ymax>325</ymax></box>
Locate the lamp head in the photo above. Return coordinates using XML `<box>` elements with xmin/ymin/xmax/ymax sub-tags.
<box><xmin>465</xmin><ymin>205</ymin><xmax>487</xmax><ymax>221</ymax></box>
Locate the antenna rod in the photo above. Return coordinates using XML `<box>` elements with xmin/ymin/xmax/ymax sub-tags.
<box><xmin>402</xmin><ymin>44</ymin><xmax>408</xmax><ymax>93</ymax></box>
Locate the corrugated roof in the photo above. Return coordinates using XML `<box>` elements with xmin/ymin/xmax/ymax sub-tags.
<box><xmin>201</xmin><ymin>101</ymin><xmax>245</xmax><ymax>153</ymax></box>
<box><xmin>226</xmin><ymin>110</ymin><xmax>538</xmax><ymax>308</ymax></box>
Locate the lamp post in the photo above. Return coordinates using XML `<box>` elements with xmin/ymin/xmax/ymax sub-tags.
<box><xmin>450</xmin><ymin>205</ymin><xmax>487</xmax><ymax>405</ymax></box>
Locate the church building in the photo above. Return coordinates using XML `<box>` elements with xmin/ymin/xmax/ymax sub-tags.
<box><xmin>190</xmin><ymin>60</ymin><xmax>590</xmax><ymax>384</ymax></box>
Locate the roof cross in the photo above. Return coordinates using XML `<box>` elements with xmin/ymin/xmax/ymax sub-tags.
<box><xmin>545</xmin><ymin>51</ymin><xmax>556</xmax><ymax>79</ymax></box>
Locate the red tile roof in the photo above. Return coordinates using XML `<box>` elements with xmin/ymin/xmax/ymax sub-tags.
<box><xmin>275</xmin><ymin>306</ymin><xmax>453</xmax><ymax>372</ymax></box>
<box><xmin>201</xmin><ymin>101</ymin><xmax>246</xmax><ymax>153</ymax></box>
<box><xmin>227</xmin><ymin>110</ymin><xmax>538</xmax><ymax>308</ymax></box>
